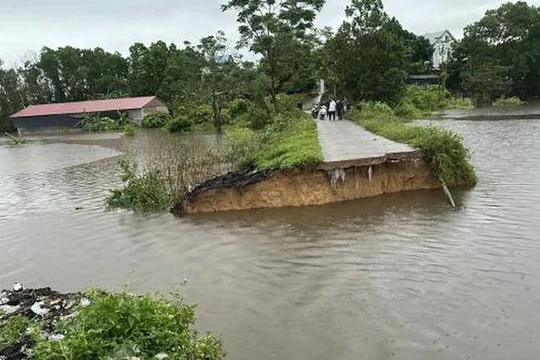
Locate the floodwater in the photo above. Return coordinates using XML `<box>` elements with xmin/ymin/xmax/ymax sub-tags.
<box><xmin>1</xmin><ymin>108</ymin><xmax>540</xmax><ymax>359</ymax></box>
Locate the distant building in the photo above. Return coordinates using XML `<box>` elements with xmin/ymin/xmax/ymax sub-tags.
<box><xmin>215</xmin><ymin>54</ymin><xmax>234</xmax><ymax>64</ymax></box>
<box><xmin>423</xmin><ymin>30</ymin><xmax>456</xmax><ymax>69</ymax></box>
<box><xmin>407</xmin><ymin>74</ymin><xmax>440</xmax><ymax>86</ymax></box>
<box><xmin>10</xmin><ymin>96</ymin><xmax>168</xmax><ymax>134</ymax></box>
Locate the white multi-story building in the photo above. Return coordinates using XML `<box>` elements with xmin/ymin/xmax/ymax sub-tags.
<box><xmin>423</xmin><ymin>30</ymin><xmax>456</xmax><ymax>70</ymax></box>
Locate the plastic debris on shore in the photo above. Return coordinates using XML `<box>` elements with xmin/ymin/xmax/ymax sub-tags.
<box><xmin>0</xmin><ymin>283</ymin><xmax>84</xmax><ymax>360</ymax></box>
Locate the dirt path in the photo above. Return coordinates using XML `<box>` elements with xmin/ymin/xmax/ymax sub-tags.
<box><xmin>314</xmin><ymin>118</ymin><xmax>417</xmax><ymax>164</ymax></box>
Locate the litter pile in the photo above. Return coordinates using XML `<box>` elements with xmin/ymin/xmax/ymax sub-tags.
<box><xmin>0</xmin><ymin>283</ymin><xmax>87</xmax><ymax>360</ymax></box>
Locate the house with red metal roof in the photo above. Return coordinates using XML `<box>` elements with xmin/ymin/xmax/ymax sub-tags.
<box><xmin>10</xmin><ymin>96</ymin><xmax>168</xmax><ymax>134</ymax></box>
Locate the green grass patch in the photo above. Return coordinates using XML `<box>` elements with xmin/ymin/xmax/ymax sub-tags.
<box><xmin>254</xmin><ymin>113</ymin><xmax>323</xmax><ymax>170</ymax></box>
<box><xmin>349</xmin><ymin>105</ymin><xmax>477</xmax><ymax>188</ymax></box>
<box><xmin>224</xmin><ymin>111</ymin><xmax>323</xmax><ymax>171</ymax></box>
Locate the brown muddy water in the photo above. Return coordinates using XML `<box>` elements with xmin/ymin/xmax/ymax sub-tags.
<box><xmin>1</xmin><ymin>113</ymin><xmax>540</xmax><ymax>360</ymax></box>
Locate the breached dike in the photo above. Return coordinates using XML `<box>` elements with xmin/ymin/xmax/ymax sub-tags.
<box><xmin>172</xmin><ymin>149</ymin><xmax>441</xmax><ymax>214</ymax></box>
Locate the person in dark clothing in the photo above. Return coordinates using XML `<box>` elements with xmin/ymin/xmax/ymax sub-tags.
<box><xmin>336</xmin><ymin>100</ymin><xmax>344</xmax><ymax>120</ymax></box>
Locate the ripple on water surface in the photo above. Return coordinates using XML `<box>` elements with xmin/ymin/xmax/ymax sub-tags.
<box><xmin>2</xmin><ymin>121</ymin><xmax>540</xmax><ymax>360</ymax></box>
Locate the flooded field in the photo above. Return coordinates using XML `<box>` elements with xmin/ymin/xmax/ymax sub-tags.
<box><xmin>2</xmin><ymin>109</ymin><xmax>540</xmax><ymax>359</ymax></box>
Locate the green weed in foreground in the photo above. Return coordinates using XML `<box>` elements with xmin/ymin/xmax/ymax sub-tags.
<box><xmin>32</xmin><ymin>291</ymin><xmax>224</xmax><ymax>360</ymax></box>
<box><xmin>0</xmin><ymin>314</ymin><xmax>32</xmax><ymax>352</ymax></box>
<box><xmin>349</xmin><ymin>107</ymin><xmax>477</xmax><ymax>188</ymax></box>
<box><xmin>254</xmin><ymin>113</ymin><xmax>323</xmax><ymax>170</ymax></box>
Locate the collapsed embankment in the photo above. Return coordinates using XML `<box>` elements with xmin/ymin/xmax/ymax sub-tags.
<box><xmin>173</xmin><ymin>150</ymin><xmax>441</xmax><ymax>214</ymax></box>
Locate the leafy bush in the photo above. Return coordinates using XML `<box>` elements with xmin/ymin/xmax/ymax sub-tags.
<box><xmin>165</xmin><ymin>115</ymin><xmax>193</xmax><ymax>133</ymax></box>
<box><xmin>358</xmin><ymin>101</ymin><xmax>397</xmax><ymax>121</ymax></box>
<box><xmin>394</xmin><ymin>101</ymin><xmax>422</xmax><ymax>120</ymax></box>
<box><xmin>401</xmin><ymin>85</ymin><xmax>449</xmax><ymax>114</ymax></box>
<box><xmin>76</xmin><ymin>114</ymin><xmax>128</xmax><ymax>132</ymax></box>
<box><xmin>248</xmin><ymin>106</ymin><xmax>272</xmax><ymax>130</ymax></box>
<box><xmin>226</xmin><ymin>98</ymin><xmax>251</xmax><ymax>118</ymax></box>
<box><xmin>141</xmin><ymin>112</ymin><xmax>171</xmax><ymax>128</ymax></box>
<box><xmin>107</xmin><ymin>139</ymin><xmax>226</xmax><ymax>212</ymax></box>
<box><xmin>348</xmin><ymin>107</ymin><xmax>477</xmax><ymax>188</ymax></box>
<box><xmin>494</xmin><ymin>96</ymin><xmax>525</xmax><ymax>106</ymax></box>
<box><xmin>32</xmin><ymin>291</ymin><xmax>225</xmax><ymax>360</ymax></box>
<box><xmin>0</xmin><ymin>315</ymin><xmax>31</xmax><ymax>352</ymax></box>
<box><xmin>191</xmin><ymin>104</ymin><xmax>213</xmax><ymax>125</ymax></box>
<box><xmin>107</xmin><ymin>159</ymin><xmax>172</xmax><ymax>212</ymax></box>
<box><xmin>123</xmin><ymin>124</ymin><xmax>136</xmax><ymax>137</ymax></box>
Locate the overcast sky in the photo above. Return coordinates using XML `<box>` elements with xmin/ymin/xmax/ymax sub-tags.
<box><xmin>1</xmin><ymin>0</ymin><xmax>539</xmax><ymax>66</ymax></box>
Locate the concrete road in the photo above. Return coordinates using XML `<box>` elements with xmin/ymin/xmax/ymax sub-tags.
<box><xmin>314</xmin><ymin>119</ymin><xmax>417</xmax><ymax>163</ymax></box>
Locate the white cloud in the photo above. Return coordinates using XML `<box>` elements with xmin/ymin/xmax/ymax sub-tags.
<box><xmin>1</xmin><ymin>0</ymin><xmax>539</xmax><ymax>66</ymax></box>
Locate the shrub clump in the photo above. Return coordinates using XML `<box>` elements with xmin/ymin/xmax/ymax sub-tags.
<box><xmin>348</xmin><ymin>106</ymin><xmax>477</xmax><ymax>188</ymax></box>
<box><xmin>0</xmin><ymin>289</ymin><xmax>224</xmax><ymax>360</ymax></box>
<box><xmin>141</xmin><ymin>112</ymin><xmax>171</xmax><ymax>128</ymax></box>
<box><xmin>494</xmin><ymin>96</ymin><xmax>525</xmax><ymax>106</ymax></box>
<box><xmin>123</xmin><ymin>124</ymin><xmax>136</xmax><ymax>137</ymax></box>
<box><xmin>31</xmin><ymin>291</ymin><xmax>225</xmax><ymax>360</ymax></box>
<box><xmin>107</xmin><ymin>159</ymin><xmax>173</xmax><ymax>212</ymax></box>
<box><xmin>164</xmin><ymin>115</ymin><xmax>193</xmax><ymax>133</ymax></box>
<box><xmin>76</xmin><ymin>113</ymin><xmax>129</xmax><ymax>132</ymax></box>
<box><xmin>107</xmin><ymin>137</ymin><xmax>226</xmax><ymax>212</ymax></box>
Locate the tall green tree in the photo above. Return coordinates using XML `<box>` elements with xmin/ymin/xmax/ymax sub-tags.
<box><xmin>449</xmin><ymin>1</ymin><xmax>540</xmax><ymax>102</ymax></box>
<box><xmin>222</xmin><ymin>0</ymin><xmax>325</xmax><ymax>110</ymax></box>
<box><xmin>329</xmin><ymin>0</ymin><xmax>411</xmax><ymax>104</ymax></box>
<box><xmin>198</xmin><ymin>31</ymin><xmax>232</xmax><ymax>132</ymax></box>
<box><xmin>128</xmin><ymin>41</ymin><xmax>172</xmax><ymax>98</ymax></box>
<box><xmin>0</xmin><ymin>59</ymin><xmax>23</xmax><ymax>132</ymax></box>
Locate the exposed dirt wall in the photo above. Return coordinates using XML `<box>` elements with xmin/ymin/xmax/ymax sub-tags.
<box><xmin>174</xmin><ymin>157</ymin><xmax>441</xmax><ymax>214</ymax></box>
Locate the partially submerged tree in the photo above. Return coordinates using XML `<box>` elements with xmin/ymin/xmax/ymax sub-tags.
<box><xmin>221</xmin><ymin>0</ymin><xmax>325</xmax><ymax>110</ymax></box>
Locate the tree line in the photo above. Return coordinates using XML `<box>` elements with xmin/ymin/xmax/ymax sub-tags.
<box><xmin>447</xmin><ymin>1</ymin><xmax>540</xmax><ymax>105</ymax></box>
<box><xmin>2</xmin><ymin>0</ymin><xmax>539</xmax><ymax>133</ymax></box>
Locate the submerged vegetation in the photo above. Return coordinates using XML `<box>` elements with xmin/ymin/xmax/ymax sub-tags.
<box><xmin>3</xmin><ymin>132</ymin><xmax>27</xmax><ymax>145</ymax></box>
<box><xmin>106</xmin><ymin>94</ymin><xmax>322</xmax><ymax>212</ymax></box>
<box><xmin>349</xmin><ymin>102</ymin><xmax>477</xmax><ymax>188</ymax></box>
<box><xmin>0</xmin><ymin>288</ymin><xmax>224</xmax><ymax>360</ymax></box>
<box><xmin>494</xmin><ymin>96</ymin><xmax>525</xmax><ymax>107</ymax></box>
<box><xmin>76</xmin><ymin>113</ymin><xmax>131</xmax><ymax>132</ymax></box>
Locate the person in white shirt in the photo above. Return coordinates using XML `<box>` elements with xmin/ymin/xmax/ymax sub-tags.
<box><xmin>328</xmin><ymin>100</ymin><xmax>336</xmax><ymax>121</ymax></box>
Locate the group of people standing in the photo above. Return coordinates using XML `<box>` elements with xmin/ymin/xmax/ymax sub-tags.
<box><xmin>312</xmin><ymin>99</ymin><xmax>347</xmax><ymax>121</ymax></box>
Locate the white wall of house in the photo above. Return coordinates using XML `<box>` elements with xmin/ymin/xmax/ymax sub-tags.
<box><xmin>432</xmin><ymin>31</ymin><xmax>455</xmax><ymax>69</ymax></box>
<box><xmin>127</xmin><ymin>109</ymin><xmax>144</xmax><ymax>122</ymax></box>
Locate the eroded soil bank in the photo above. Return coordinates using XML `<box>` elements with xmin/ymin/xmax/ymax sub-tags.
<box><xmin>174</xmin><ymin>154</ymin><xmax>441</xmax><ymax>214</ymax></box>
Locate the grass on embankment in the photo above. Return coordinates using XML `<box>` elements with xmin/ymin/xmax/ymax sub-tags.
<box><xmin>223</xmin><ymin>111</ymin><xmax>323</xmax><ymax>171</ymax></box>
<box><xmin>349</xmin><ymin>102</ymin><xmax>477</xmax><ymax>188</ymax></box>
<box><xmin>253</xmin><ymin>113</ymin><xmax>323</xmax><ymax>170</ymax></box>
